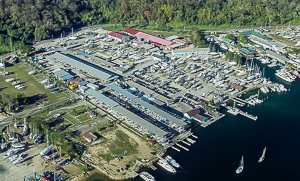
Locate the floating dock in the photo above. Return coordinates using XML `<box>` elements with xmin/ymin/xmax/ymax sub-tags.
<box><xmin>171</xmin><ymin>146</ymin><xmax>180</xmax><ymax>152</ymax></box>
<box><xmin>176</xmin><ymin>143</ymin><xmax>189</xmax><ymax>151</ymax></box>
<box><xmin>182</xmin><ymin>140</ymin><xmax>191</xmax><ymax>146</ymax></box>
<box><xmin>149</xmin><ymin>163</ymin><xmax>157</xmax><ymax>170</ymax></box>
<box><xmin>227</xmin><ymin>107</ymin><xmax>257</xmax><ymax>121</ymax></box>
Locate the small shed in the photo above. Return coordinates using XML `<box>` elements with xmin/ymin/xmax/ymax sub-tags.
<box><xmin>82</xmin><ymin>132</ymin><xmax>97</xmax><ymax>142</ymax></box>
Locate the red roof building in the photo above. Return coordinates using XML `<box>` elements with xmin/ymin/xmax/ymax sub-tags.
<box><xmin>135</xmin><ymin>32</ymin><xmax>174</xmax><ymax>46</ymax></box>
<box><xmin>124</xmin><ymin>28</ymin><xmax>139</xmax><ymax>35</ymax></box>
<box><xmin>108</xmin><ymin>32</ymin><xmax>130</xmax><ymax>42</ymax></box>
<box><xmin>174</xmin><ymin>39</ymin><xmax>187</xmax><ymax>45</ymax></box>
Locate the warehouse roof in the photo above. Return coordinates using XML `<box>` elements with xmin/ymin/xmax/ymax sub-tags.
<box><xmin>165</xmin><ymin>35</ymin><xmax>179</xmax><ymax>41</ymax></box>
<box><xmin>78</xmin><ymin>81</ymin><xmax>89</xmax><ymax>86</ymax></box>
<box><xmin>172</xmin><ymin>45</ymin><xmax>210</xmax><ymax>53</ymax></box>
<box><xmin>133</xmin><ymin>98</ymin><xmax>186</xmax><ymax>126</ymax></box>
<box><xmin>141</xmin><ymin>60</ymin><xmax>159</xmax><ymax>68</ymax></box>
<box><xmin>61</xmin><ymin>74</ymin><xmax>75</xmax><ymax>81</ymax></box>
<box><xmin>86</xmin><ymin>88</ymin><xmax>119</xmax><ymax>107</ymax></box>
<box><xmin>123</xmin><ymin>28</ymin><xmax>139</xmax><ymax>35</ymax></box>
<box><xmin>109</xmin><ymin>32</ymin><xmax>128</xmax><ymax>39</ymax></box>
<box><xmin>136</xmin><ymin>32</ymin><xmax>174</xmax><ymax>46</ymax></box>
<box><xmin>240</xmin><ymin>47</ymin><xmax>256</xmax><ymax>54</ymax></box>
<box><xmin>114</xmin><ymin>106</ymin><xmax>167</xmax><ymax>137</ymax></box>
<box><xmin>242</xmin><ymin>31</ymin><xmax>270</xmax><ymax>40</ymax></box>
<box><xmin>266</xmin><ymin>50</ymin><xmax>289</xmax><ymax>63</ymax></box>
<box><xmin>107</xmin><ymin>84</ymin><xmax>137</xmax><ymax>99</ymax></box>
<box><xmin>53</xmin><ymin>69</ymin><xmax>69</xmax><ymax>78</ymax></box>
<box><xmin>174</xmin><ymin>39</ymin><xmax>187</xmax><ymax>45</ymax></box>
<box><xmin>52</xmin><ymin>52</ymin><xmax>118</xmax><ymax>81</ymax></box>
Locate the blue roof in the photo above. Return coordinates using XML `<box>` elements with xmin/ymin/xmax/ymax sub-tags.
<box><xmin>61</xmin><ymin>74</ymin><xmax>75</xmax><ymax>80</ymax></box>
<box><xmin>86</xmin><ymin>88</ymin><xmax>119</xmax><ymax>107</ymax></box>
<box><xmin>107</xmin><ymin>84</ymin><xmax>137</xmax><ymax>99</ymax></box>
<box><xmin>77</xmin><ymin>51</ymin><xmax>89</xmax><ymax>56</ymax></box>
<box><xmin>78</xmin><ymin>81</ymin><xmax>89</xmax><ymax>86</ymax></box>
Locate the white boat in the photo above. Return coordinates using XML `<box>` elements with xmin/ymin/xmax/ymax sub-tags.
<box><xmin>279</xmin><ymin>84</ymin><xmax>287</xmax><ymax>92</ymax></box>
<box><xmin>187</xmin><ymin>138</ymin><xmax>196</xmax><ymax>144</ymax></box>
<box><xmin>157</xmin><ymin>159</ymin><xmax>176</xmax><ymax>173</ymax></box>
<box><xmin>270</xmin><ymin>86</ymin><xmax>276</xmax><ymax>92</ymax></box>
<box><xmin>275</xmin><ymin>72</ymin><xmax>294</xmax><ymax>82</ymax></box>
<box><xmin>44</xmin><ymin>151</ymin><xmax>58</xmax><ymax>160</ymax></box>
<box><xmin>236</xmin><ymin>156</ymin><xmax>244</xmax><ymax>174</ymax></box>
<box><xmin>13</xmin><ymin>155</ymin><xmax>25</xmax><ymax>165</ymax></box>
<box><xmin>139</xmin><ymin>172</ymin><xmax>155</xmax><ymax>181</ymax></box>
<box><xmin>165</xmin><ymin>155</ymin><xmax>180</xmax><ymax>168</ymax></box>
<box><xmin>258</xmin><ymin>147</ymin><xmax>267</xmax><ymax>163</ymax></box>
<box><xmin>40</xmin><ymin>144</ymin><xmax>54</xmax><ymax>156</ymax></box>
<box><xmin>293</xmin><ymin>70</ymin><xmax>300</xmax><ymax>78</ymax></box>
<box><xmin>8</xmin><ymin>154</ymin><xmax>19</xmax><ymax>162</ymax></box>
<box><xmin>220</xmin><ymin>43</ymin><xmax>228</xmax><ymax>50</ymax></box>
<box><xmin>268</xmin><ymin>61</ymin><xmax>277</xmax><ymax>67</ymax></box>
<box><xmin>11</xmin><ymin>143</ymin><xmax>25</xmax><ymax>148</ymax></box>
<box><xmin>260</xmin><ymin>87</ymin><xmax>268</xmax><ymax>93</ymax></box>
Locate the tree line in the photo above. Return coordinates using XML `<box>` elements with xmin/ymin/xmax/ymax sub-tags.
<box><xmin>0</xmin><ymin>0</ymin><xmax>299</xmax><ymax>54</ymax></box>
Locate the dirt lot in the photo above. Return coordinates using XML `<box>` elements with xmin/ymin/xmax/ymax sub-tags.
<box><xmin>87</xmin><ymin>125</ymin><xmax>154</xmax><ymax>176</ymax></box>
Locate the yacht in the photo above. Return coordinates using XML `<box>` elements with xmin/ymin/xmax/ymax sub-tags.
<box><xmin>236</xmin><ymin>156</ymin><xmax>244</xmax><ymax>174</ymax></box>
<box><xmin>157</xmin><ymin>159</ymin><xmax>176</xmax><ymax>173</ymax></box>
<box><xmin>268</xmin><ymin>61</ymin><xmax>277</xmax><ymax>67</ymax></box>
<box><xmin>279</xmin><ymin>84</ymin><xmax>287</xmax><ymax>92</ymax></box>
<box><xmin>260</xmin><ymin>87</ymin><xmax>268</xmax><ymax>93</ymax></box>
<box><xmin>258</xmin><ymin>147</ymin><xmax>267</xmax><ymax>163</ymax></box>
<box><xmin>220</xmin><ymin>43</ymin><xmax>228</xmax><ymax>50</ymax></box>
<box><xmin>165</xmin><ymin>155</ymin><xmax>180</xmax><ymax>168</ymax></box>
<box><xmin>293</xmin><ymin>70</ymin><xmax>300</xmax><ymax>78</ymax></box>
<box><xmin>187</xmin><ymin>138</ymin><xmax>196</xmax><ymax>144</ymax></box>
<box><xmin>40</xmin><ymin>144</ymin><xmax>54</xmax><ymax>156</ymax></box>
<box><xmin>270</xmin><ymin>86</ymin><xmax>276</xmax><ymax>92</ymax></box>
<box><xmin>139</xmin><ymin>172</ymin><xmax>155</xmax><ymax>181</ymax></box>
<box><xmin>13</xmin><ymin>154</ymin><xmax>25</xmax><ymax>165</ymax></box>
<box><xmin>275</xmin><ymin>72</ymin><xmax>294</xmax><ymax>82</ymax></box>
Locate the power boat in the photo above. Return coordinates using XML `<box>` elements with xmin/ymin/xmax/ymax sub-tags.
<box><xmin>139</xmin><ymin>172</ymin><xmax>155</xmax><ymax>181</ymax></box>
<box><xmin>258</xmin><ymin>147</ymin><xmax>267</xmax><ymax>163</ymax></box>
<box><xmin>157</xmin><ymin>159</ymin><xmax>176</xmax><ymax>173</ymax></box>
<box><xmin>236</xmin><ymin>156</ymin><xmax>244</xmax><ymax>174</ymax></box>
<box><xmin>165</xmin><ymin>155</ymin><xmax>180</xmax><ymax>168</ymax></box>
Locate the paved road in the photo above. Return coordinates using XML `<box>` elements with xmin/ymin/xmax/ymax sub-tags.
<box><xmin>48</xmin><ymin>100</ymin><xmax>93</xmax><ymax>115</ymax></box>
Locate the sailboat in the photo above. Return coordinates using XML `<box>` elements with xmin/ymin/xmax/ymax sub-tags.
<box><xmin>236</xmin><ymin>156</ymin><xmax>244</xmax><ymax>174</ymax></box>
<box><xmin>258</xmin><ymin>147</ymin><xmax>267</xmax><ymax>163</ymax></box>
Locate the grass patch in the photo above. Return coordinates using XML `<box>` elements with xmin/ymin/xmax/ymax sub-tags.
<box><xmin>69</xmin><ymin>105</ymin><xmax>88</xmax><ymax>116</ymax></box>
<box><xmin>76</xmin><ymin>114</ymin><xmax>91</xmax><ymax>123</ymax></box>
<box><xmin>63</xmin><ymin>113</ymin><xmax>78</xmax><ymax>125</ymax></box>
<box><xmin>110</xmin><ymin>130</ymin><xmax>138</xmax><ymax>156</ymax></box>
<box><xmin>0</xmin><ymin>126</ymin><xmax>6</xmax><ymax>135</ymax></box>
<box><xmin>103</xmin><ymin>26</ymin><xmax>124</xmax><ymax>31</ymax></box>
<box><xmin>136</xmin><ymin>28</ymin><xmax>178</xmax><ymax>38</ymax></box>
<box><xmin>0</xmin><ymin>62</ymin><xmax>68</xmax><ymax>106</ymax></box>
<box><xmin>269</xmin><ymin>34</ymin><xmax>296</xmax><ymax>48</ymax></box>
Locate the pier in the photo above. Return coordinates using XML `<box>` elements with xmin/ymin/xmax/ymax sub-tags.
<box><xmin>182</xmin><ymin>140</ymin><xmax>191</xmax><ymax>146</ymax></box>
<box><xmin>171</xmin><ymin>146</ymin><xmax>180</xmax><ymax>152</ymax></box>
<box><xmin>149</xmin><ymin>163</ymin><xmax>157</xmax><ymax>170</ymax></box>
<box><xmin>191</xmin><ymin>134</ymin><xmax>198</xmax><ymax>139</ymax></box>
<box><xmin>176</xmin><ymin>143</ymin><xmax>189</xmax><ymax>151</ymax></box>
<box><xmin>232</xmin><ymin>97</ymin><xmax>248</xmax><ymax>104</ymax></box>
<box><xmin>227</xmin><ymin>107</ymin><xmax>258</xmax><ymax>121</ymax></box>
<box><xmin>245</xmin><ymin>94</ymin><xmax>258</xmax><ymax>101</ymax></box>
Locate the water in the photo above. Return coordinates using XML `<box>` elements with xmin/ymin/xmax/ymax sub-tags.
<box><xmin>88</xmin><ymin>61</ymin><xmax>300</xmax><ymax>181</ymax></box>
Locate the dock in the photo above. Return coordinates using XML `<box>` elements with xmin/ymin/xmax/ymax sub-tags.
<box><xmin>245</xmin><ymin>94</ymin><xmax>258</xmax><ymax>101</ymax></box>
<box><xmin>149</xmin><ymin>163</ymin><xmax>157</xmax><ymax>170</ymax></box>
<box><xmin>232</xmin><ymin>97</ymin><xmax>248</xmax><ymax>104</ymax></box>
<box><xmin>191</xmin><ymin>134</ymin><xmax>198</xmax><ymax>139</ymax></box>
<box><xmin>171</xmin><ymin>146</ymin><xmax>180</xmax><ymax>152</ymax></box>
<box><xmin>176</xmin><ymin>143</ymin><xmax>189</xmax><ymax>151</ymax></box>
<box><xmin>227</xmin><ymin>107</ymin><xmax>258</xmax><ymax>121</ymax></box>
<box><xmin>182</xmin><ymin>140</ymin><xmax>191</xmax><ymax>146</ymax></box>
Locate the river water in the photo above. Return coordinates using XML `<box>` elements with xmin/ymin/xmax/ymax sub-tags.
<box><xmin>87</xmin><ymin>60</ymin><xmax>300</xmax><ymax>181</ymax></box>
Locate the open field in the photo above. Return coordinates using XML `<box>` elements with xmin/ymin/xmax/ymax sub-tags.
<box><xmin>69</xmin><ymin>105</ymin><xmax>88</xmax><ymax>117</ymax></box>
<box><xmin>87</xmin><ymin>126</ymin><xmax>154</xmax><ymax>177</ymax></box>
<box><xmin>77</xmin><ymin>114</ymin><xmax>91</xmax><ymax>123</ymax></box>
<box><xmin>63</xmin><ymin>113</ymin><xmax>79</xmax><ymax>125</ymax></box>
<box><xmin>0</xmin><ymin>62</ymin><xmax>68</xmax><ymax>106</ymax></box>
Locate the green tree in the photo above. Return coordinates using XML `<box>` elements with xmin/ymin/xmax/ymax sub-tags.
<box><xmin>226</xmin><ymin>52</ymin><xmax>234</xmax><ymax>60</ymax></box>
<box><xmin>225</xmin><ymin>34</ymin><xmax>237</xmax><ymax>41</ymax></box>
